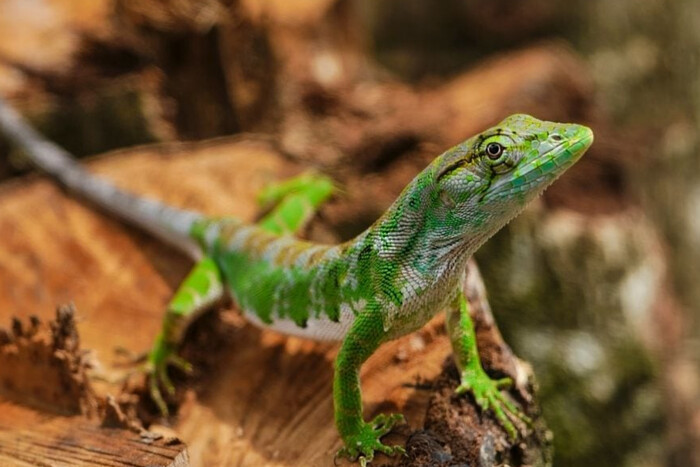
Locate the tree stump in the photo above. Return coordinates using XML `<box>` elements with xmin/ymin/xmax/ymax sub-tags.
<box><xmin>0</xmin><ymin>133</ymin><xmax>552</xmax><ymax>465</ymax></box>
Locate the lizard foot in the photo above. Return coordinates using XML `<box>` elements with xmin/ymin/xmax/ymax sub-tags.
<box><xmin>456</xmin><ymin>366</ymin><xmax>532</xmax><ymax>439</ymax></box>
<box><xmin>337</xmin><ymin>413</ymin><xmax>406</xmax><ymax>466</ymax></box>
<box><xmin>146</xmin><ymin>335</ymin><xmax>193</xmax><ymax>416</ymax></box>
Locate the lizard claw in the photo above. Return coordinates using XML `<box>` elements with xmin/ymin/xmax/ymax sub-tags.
<box><xmin>456</xmin><ymin>367</ymin><xmax>531</xmax><ymax>440</ymax></box>
<box><xmin>149</xmin><ymin>366</ymin><xmax>170</xmax><ymax>416</ymax></box>
<box><xmin>336</xmin><ymin>413</ymin><xmax>406</xmax><ymax>466</ymax></box>
<box><xmin>145</xmin><ymin>334</ymin><xmax>193</xmax><ymax>416</ymax></box>
<box><xmin>168</xmin><ymin>354</ymin><xmax>194</xmax><ymax>374</ymax></box>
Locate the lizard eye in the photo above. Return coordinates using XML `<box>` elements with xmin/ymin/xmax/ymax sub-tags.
<box><xmin>485</xmin><ymin>142</ymin><xmax>504</xmax><ymax>160</ymax></box>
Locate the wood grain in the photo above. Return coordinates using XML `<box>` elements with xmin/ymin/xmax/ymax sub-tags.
<box><xmin>0</xmin><ymin>401</ymin><xmax>188</xmax><ymax>467</ymax></box>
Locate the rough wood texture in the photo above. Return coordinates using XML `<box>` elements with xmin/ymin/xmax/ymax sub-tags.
<box><xmin>0</xmin><ymin>309</ymin><xmax>188</xmax><ymax>467</ymax></box>
<box><xmin>0</xmin><ymin>401</ymin><xmax>188</xmax><ymax>467</ymax></box>
<box><xmin>0</xmin><ymin>305</ymin><xmax>98</xmax><ymax>416</ymax></box>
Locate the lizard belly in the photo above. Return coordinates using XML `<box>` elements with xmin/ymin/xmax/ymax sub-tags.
<box><xmin>242</xmin><ymin>307</ymin><xmax>354</xmax><ymax>341</ymax></box>
<box><xmin>384</xmin><ymin>267</ymin><xmax>464</xmax><ymax>340</ymax></box>
<box><xmin>384</xmin><ymin>289</ymin><xmax>455</xmax><ymax>340</ymax></box>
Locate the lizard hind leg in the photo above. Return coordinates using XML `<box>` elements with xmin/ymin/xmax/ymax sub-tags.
<box><xmin>147</xmin><ymin>256</ymin><xmax>225</xmax><ymax>415</ymax></box>
<box><xmin>257</xmin><ymin>171</ymin><xmax>335</xmax><ymax>236</ymax></box>
<box><xmin>147</xmin><ymin>172</ymin><xmax>335</xmax><ymax>415</ymax></box>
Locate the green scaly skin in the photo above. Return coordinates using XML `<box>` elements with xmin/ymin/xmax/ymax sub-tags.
<box><xmin>0</xmin><ymin>102</ymin><xmax>593</xmax><ymax>465</ymax></box>
<box><xmin>154</xmin><ymin>115</ymin><xmax>593</xmax><ymax>463</ymax></box>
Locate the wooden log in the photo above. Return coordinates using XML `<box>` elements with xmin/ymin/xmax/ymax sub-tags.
<box><xmin>0</xmin><ymin>43</ymin><xmax>595</xmax><ymax>465</ymax></box>
<box><xmin>0</xmin><ymin>139</ymin><xmax>544</xmax><ymax>466</ymax></box>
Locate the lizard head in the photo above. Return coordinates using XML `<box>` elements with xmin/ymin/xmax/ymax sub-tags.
<box><xmin>430</xmin><ymin>114</ymin><xmax>593</xmax><ymax>246</ymax></box>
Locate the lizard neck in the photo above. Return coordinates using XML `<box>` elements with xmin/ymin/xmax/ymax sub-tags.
<box><xmin>351</xmin><ymin>169</ymin><xmax>484</xmax><ymax>280</ymax></box>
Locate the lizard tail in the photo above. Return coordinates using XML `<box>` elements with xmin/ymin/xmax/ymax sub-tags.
<box><xmin>0</xmin><ymin>98</ymin><xmax>204</xmax><ymax>259</ymax></box>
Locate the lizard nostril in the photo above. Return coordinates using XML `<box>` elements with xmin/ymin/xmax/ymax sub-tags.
<box><xmin>551</xmin><ymin>134</ymin><xmax>563</xmax><ymax>142</ymax></box>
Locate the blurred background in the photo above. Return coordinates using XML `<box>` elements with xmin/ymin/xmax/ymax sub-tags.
<box><xmin>0</xmin><ymin>0</ymin><xmax>698</xmax><ymax>466</ymax></box>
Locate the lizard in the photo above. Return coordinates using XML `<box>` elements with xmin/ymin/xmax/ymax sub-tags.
<box><xmin>0</xmin><ymin>99</ymin><xmax>593</xmax><ymax>465</ymax></box>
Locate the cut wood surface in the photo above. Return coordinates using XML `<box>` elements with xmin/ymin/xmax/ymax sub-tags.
<box><xmin>0</xmin><ymin>44</ymin><xmax>591</xmax><ymax>465</ymax></box>
<box><xmin>0</xmin><ymin>138</ymin><xmax>455</xmax><ymax>466</ymax></box>
<box><xmin>0</xmin><ymin>401</ymin><xmax>188</xmax><ymax>467</ymax></box>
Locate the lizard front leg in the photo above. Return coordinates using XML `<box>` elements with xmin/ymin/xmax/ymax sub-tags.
<box><xmin>335</xmin><ymin>304</ymin><xmax>406</xmax><ymax>466</ymax></box>
<box><xmin>148</xmin><ymin>256</ymin><xmax>225</xmax><ymax>415</ymax></box>
<box><xmin>446</xmin><ymin>289</ymin><xmax>531</xmax><ymax>439</ymax></box>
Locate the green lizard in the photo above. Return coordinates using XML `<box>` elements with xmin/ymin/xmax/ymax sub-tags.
<box><xmin>0</xmin><ymin>99</ymin><xmax>593</xmax><ymax>465</ymax></box>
